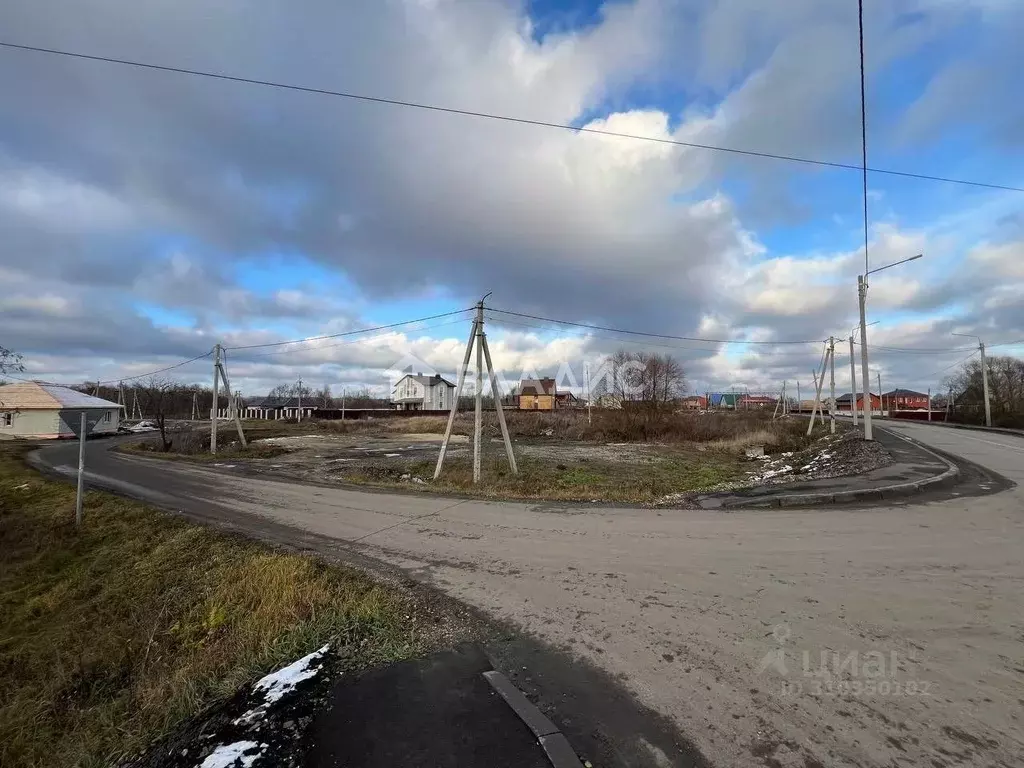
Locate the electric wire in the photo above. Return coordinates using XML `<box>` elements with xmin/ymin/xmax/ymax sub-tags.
<box><xmin>222</xmin><ymin>308</ymin><xmax>473</xmax><ymax>351</ymax></box>
<box><xmin>1</xmin><ymin>40</ymin><xmax>1021</xmax><ymax>193</ymax></box>
<box><xmin>487</xmin><ymin>307</ymin><xmax>826</xmax><ymax>345</ymax></box>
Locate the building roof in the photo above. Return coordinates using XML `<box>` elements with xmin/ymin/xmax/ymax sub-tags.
<box><xmin>836</xmin><ymin>392</ymin><xmax>881</xmax><ymax>403</ymax></box>
<box><xmin>520</xmin><ymin>378</ymin><xmax>557</xmax><ymax>396</ymax></box>
<box><xmin>882</xmin><ymin>389</ymin><xmax>929</xmax><ymax>398</ymax></box>
<box><xmin>394</xmin><ymin>374</ymin><xmax>455</xmax><ymax>388</ymax></box>
<box><xmin>0</xmin><ymin>381</ymin><xmax>121</xmax><ymax>410</ymax></box>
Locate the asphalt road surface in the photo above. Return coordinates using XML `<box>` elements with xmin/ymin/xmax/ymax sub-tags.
<box><xmin>35</xmin><ymin>423</ymin><xmax>1024</xmax><ymax>768</ymax></box>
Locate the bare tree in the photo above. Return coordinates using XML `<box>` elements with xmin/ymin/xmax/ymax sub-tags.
<box><xmin>594</xmin><ymin>349</ymin><xmax>686</xmax><ymax>411</ymax></box>
<box><xmin>137</xmin><ymin>376</ymin><xmax>175</xmax><ymax>451</ymax></box>
<box><xmin>267</xmin><ymin>383</ymin><xmax>292</xmax><ymax>399</ymax></box>
<box><xmin>0</xmin><ymin>345</ymin><xmax>24</xmax><ymax>378</ymax></box>
<box><xmin>316</xmin><ymin>383</ymin><xmax>334</xmax><ymax>409</ymax></box>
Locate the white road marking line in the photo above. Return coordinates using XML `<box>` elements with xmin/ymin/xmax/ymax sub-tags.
<box><xmin>946</xmin><ymin>433</ymin><xmax>1024</xmax><ymax>454</ymax></box>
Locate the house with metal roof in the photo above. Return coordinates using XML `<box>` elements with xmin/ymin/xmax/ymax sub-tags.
<box><xmin>0</xmin><ymin>381</ymin><xmax>122</xmax><ymax>438</ymax></box>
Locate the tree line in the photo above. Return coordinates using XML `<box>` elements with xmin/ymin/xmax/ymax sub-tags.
<box><xmin>944</xmin><ymin>354</ymin><xmax>1024</xmax><ymax>428</ymax></box>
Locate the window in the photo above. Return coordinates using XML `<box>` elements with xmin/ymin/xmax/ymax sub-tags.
<box><xmin>103</xmin><ymin>411</ymin><xmax>112</xmax><ymax>423</ymax></box>
<box><xmin>1</xmin><ymin>412</ymin><xmax>12</xmax><ymax>427</ymax></box>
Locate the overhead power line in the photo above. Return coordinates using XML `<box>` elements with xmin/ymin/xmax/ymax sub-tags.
<box><xmin>240</xmin><ymin>316</ymin><xmax>471</xmax><ymax>357</ymax></box>
<box><xmin>222</xmin><ymin>308</ymin><xmax>473</xmax><ymax>351</ymax></box>
<box><xmin>924</xmin><ymin>350</ymin><xmax>978</xmax><ymax>380</ymax></box>
<box><xmin>2</xmin><ymin>40</ymin><xmax>1022</xmax><ymax>194</ymax></box>
<box><xmin>98</xmin><ymin>350</ymin><xmax>213</xmax><ymax>384</ymax></box>
<box><xmin>853</xmin><ymin>341</ymin><xmax>978</xmax><ymax>355</ymax></box>
<box><xmin>487</xmin><ymin>307</ymin><xmax>825</xmax><ymax>345</ymax></box>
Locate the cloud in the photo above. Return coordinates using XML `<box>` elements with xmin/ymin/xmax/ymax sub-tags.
<box><xmin>0</xmin><ymin>0</ymin><xmax>1018</xmax><ymax>396</ymax></box>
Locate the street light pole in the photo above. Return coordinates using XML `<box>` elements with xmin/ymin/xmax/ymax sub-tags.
<box><xmin>858</xmin><ymin>276</ymin><xmax>874</xmax><ymax>440</ymax></box>
<box><xmin>857</xmin><ymin>254</ymin><xmax>923</xmax><ymax>441</ymax></box>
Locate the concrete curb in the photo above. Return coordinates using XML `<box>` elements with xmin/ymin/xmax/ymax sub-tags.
<box><xmin>483</xmin><ymin>670</ymin><xmax>584</xmax><ymax>768</ymax></box>
<box><xmin>718</xmin><ymin>428</ymin><xmax>960</xmax><ymax>509</ymax></box>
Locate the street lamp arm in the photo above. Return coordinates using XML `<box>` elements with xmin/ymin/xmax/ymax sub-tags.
<box><xmin>865</xmin><ymin>253</ymin><xmax>923</xmax><ymax>276</ymax></box>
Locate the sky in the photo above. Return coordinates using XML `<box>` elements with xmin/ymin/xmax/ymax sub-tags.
<box><xmin>1</xmin><ymin>0</ymin><xmax>1022</xmax><ymax>400</ymax></box>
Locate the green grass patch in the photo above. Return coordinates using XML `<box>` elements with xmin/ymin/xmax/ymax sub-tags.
<box><xmin>0</xmin><ymin>445</ymin><xmax>422</xmax><ymax>768</ymax></box>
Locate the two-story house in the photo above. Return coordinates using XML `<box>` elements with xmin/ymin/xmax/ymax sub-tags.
<box><xmin>518</xmin><ymin>378</ymin><xmax>557</xmax><ymax>410</ymax></box>
<box><xmin>391</xmin><ymin>374</ymin><xmax>456</xmax><ymax>411</ymax></box>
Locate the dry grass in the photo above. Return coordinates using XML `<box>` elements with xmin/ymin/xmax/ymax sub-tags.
<box><xmin>0</xmin><ymin>445</ymin><xmax>420</xmax><ymax>768</ymax></box>
<box><xmin>345</xmin><ymin>449</ymin><xmax>747</xmax><ymax>503</ymax></box>
<box><xmin>316</xmin><ymin>409</ymin><xmax>815</xmax><ymax>451</ymax></box>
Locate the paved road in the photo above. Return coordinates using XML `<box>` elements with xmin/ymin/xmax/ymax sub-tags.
<box><xmin>36</xmin><ymin>425</ymin><xmax>1024</xmax><ymax>768</ymax></box>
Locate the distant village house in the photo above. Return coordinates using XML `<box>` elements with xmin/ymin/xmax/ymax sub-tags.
<box><xmin>391</xmin><ymin>373</ymin><xmax>456</xmax><ymax>411</ymax></box>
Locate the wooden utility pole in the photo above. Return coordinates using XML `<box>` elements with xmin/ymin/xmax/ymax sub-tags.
<box><xmin>192</xmin><ymin>391</ymin><xmax>198</xmax><ymax>421</ymax></box>
<box><xmin>927</xmin><ymin>388</ymin><xmax>932</xmax><ymax>422</ymax></box>
<box><xmin>877</xmin><ymin>372</ymin><xmax>883</xmax><ymax>417</ymax></box>
<box><xmin>829</xmin><ymin>336</ymin><xmax>837</xmax><ymax>434</ymax></box>
<box><xmin>297</xmin><ymin>378</ymin><xmax>303</xmax><ymax>423</ymax></box>
<box><xmin>434</xmin><ymin>294</ymin><xmax>517</xmax><ymax>482</ymax></box>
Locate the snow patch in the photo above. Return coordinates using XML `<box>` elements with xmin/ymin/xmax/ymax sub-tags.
<box><xmin>384</xmin><ymin>453</ymin><xmax>402</xmax><ymax>457</ymax></box>
<box><xmin>198</xmin><ymin>741</ymin><xmax>265</xmax><ymax>768</ymax></box>
<box><xmin>234</xmin><ymin>645</ymin><xmax>329</xmax><ymax>726</ymax></box>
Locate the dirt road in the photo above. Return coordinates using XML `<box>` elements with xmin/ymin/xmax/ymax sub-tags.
<box><xmin>36</xmin><ymin>423</ymin><xmax>1024</xmax><ymax>767</ymax></box>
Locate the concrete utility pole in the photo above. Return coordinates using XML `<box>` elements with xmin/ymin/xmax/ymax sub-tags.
<box><xmin>211</xmin><ymin>343</ymin><xmax>220</xmax><ymax>453</ymax></box>
<box><xmin>473</xmin><ymin>302</ymin><xmax>484</xmax><ymax>483</ymax></box>
<box><xmin>585</xmin><ymin>362</ymin><xmax>592</xmax><ymax>425</ymax></box>
<box><xmin>849</xmin><ymin>336</ymin><xmax>858</xmax><ymax>426</ymax></box>
<box><xmin>192</xmin><ymin>391</ymin><xmax>198</xmax><ymax>421</ymax></box>
<box><xmin>807</xmin><ymin>356</ymin><xmax>830</xmax><ymax>437</ymax></box>
<box><xmin>797</xmin><ymin>381</ymin><xmax>801</xmax><ymax>413</ymax></box>
<box><xmin>953</xmin><ymin>334</ymin><xmax>991</xmax><ymax>427</ymax></box>
<box><xmin>858</xmin><ymin>255</ymin><xmax>923</xmax><ymax>440</ymax></box>
<box><xmin>75</xmin><ymin>412</ymin><xmax>86</xmax><ymax>526</ymax></box>
<box><xmin>981</xmin><ymin>341</ymin><xmax>991</xmax><ymax>427</ymax></box>
<box><xmin>858</xmin><ymin>276</ymin><xmax>874</xmax><ymax>440</ymax></box>
<box><xmin>341</xmin><ymin>388</ymin><xmax>346</xmax><ymax>421</ymax></box>
<box><xmin>297</xmin><ymin>378</ymin><xmax>303</xmax><ymax>423</ymax></box>
<box><xmin>435</xmin><ymin>293</ymin><xmax>517</xmax><ymax>482</ymax></box>
<box><xmin>829</xmin><ymin>336</ymin><xmax>837</xmax><ymax>434</ymax></box>
<box><xmin>928</xmin><ymin>388</ymin><xmax>932</xmax><ymax>422</ymax></box>
<box><xmin>877</xmin><ymin>372</ymin><xmax>882</xmax><ymax>417</ymax></box>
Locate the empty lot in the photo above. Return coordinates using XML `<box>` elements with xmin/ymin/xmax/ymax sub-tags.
<box><xmin>39</xmin><ymin>421</ymin><xmax>1024</xmax><ymax>767</ymax></box>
